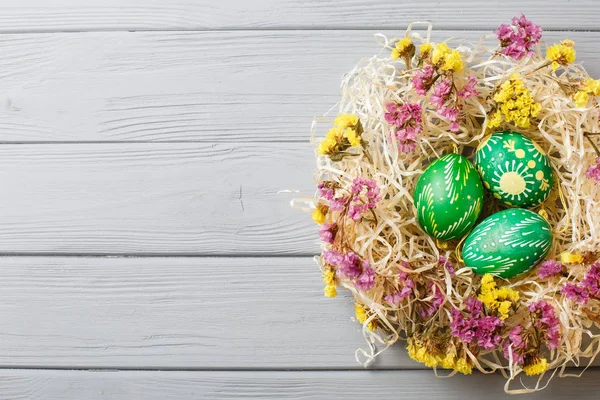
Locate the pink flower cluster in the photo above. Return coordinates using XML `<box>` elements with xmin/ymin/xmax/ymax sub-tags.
<box><xmin>419</xmin><ymin>282</ymin><xmax>445</xmax><ymax>318</ymax></box>
<box><xmin>586</xmin><ymin>158</ymin><xmax>600</xmax><ymax>182</ymax></box>
<box><xmin>318</xmin><ymin>223</ymin><xmax>336</xmax><ymax>243</ymax></box>
<box><xmin>537</xmin><ymin>259</ymin><xmax>564</xmax><ymax>279</ymax></box>
<box><xmin>561</xmin><ymin>262</ymin><xmax>600</xmax><ymax>304</ymax></box>
<box><xmin>323</xmin><ymin>249</ymin><xmax>375</xmax><ymax>291</ymax></box>
<box><xmin>384</xmin><ymin>262</ymin><xmax>415</xmax><ymax>305</ymax></box>
<box><xmin>411</xmin><ymin>65</ymin><xmax>434</xmax><ymax>96</ymax></box>
<box><xmin>427</xmin><ymin>76</ymin><xmax>478</xmax><ymax>133</ymax></box>
<box><xmin>348</xmin><ymin>177</ymin><xmax>381</xmax><ymax>221</ymax></box>
<box><xmin>384</xmin><ymin>101</ymin><xmax>423</xmax><ymax>153</ymax></box>
<box><xmin>529</xmin><ymin>300</ymin><xmax>560</xmax><ymax>350</ymax></box>
<box><xmin>502</xmin><ymin>325</ymin><xmax>527</xmax><ymax>364</ymax></box>
<box><xmin>450</xmin><ymin>297</ymin><xmax>503</xmax><ymax>350</ymax></box>
<box><xmin>495</xmin><ymin>14</ymin><xmax>543</xmax><ymax>60</ymax></box>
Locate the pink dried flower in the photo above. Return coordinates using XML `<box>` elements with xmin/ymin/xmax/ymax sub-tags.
<box><xmin>450</xmin><ymin>297</ymin><xmax>503</xmax><ymax>351</ymax></box>
<box><xmin>385</xmin><ymin>262</ymin><xmax>415</xmax><ymax>305</ymax></box>
<box><xmin>317</xmin><ymin>183</ymin><xmax>335</xmax><ymax>200</ymax></box>
<box><xmin>318</xmin><ymin>223</ymin><xmax>336</xmax><ymax>244</ymax></box>
<box><xmin>439</xmin><ymin>255</ymin><xmax>455</xmax><ymax>277</ymax></box>
<box><xmin>347</xmin><ymin>177</ymin><xmax>381</xmax><ymax>221</ymax></box>
<box><xmin>585</xmin><ymin>158</ymin><xmax>600</xmax><ymax>182</ymax></box>
<box><xmin>495</xmin><ymin>14</ymin><xmax>542</xmax><ymax>60</ymax></box>
<box><xmin>323</xmin><ymin>249</ymin><xmax>343</xmax><ymax>266</ymax></box>
<box><xmin>581</xmin><ymin>262</ymin><xmax>600</xmax><ymax>298</ymax></box>
<box><xmin>529</xmin><ymin>300</ymin><xmax>561</xmax><ymax>350</ymax></box>
<box><xmin>384</xmin><ymin>101</ymin><xmax>423</xmax><ymax>153</ymax></box>
<box><xmin>419</xmin><ymin>282</ymin><xmax>445</xmax><ymax>318</ymax></box>
<box><xmin>537</xmin><ymin>260</ymin><xmax>563</xmax><ymax>279</ymax></box>
<box><xmin>355</xmin><ymin>262</ymin><xmax>376</xmax><ymax>291</ymax></box>
<box><xmin>411</xmin><ymin>65</ymin><xmax>435</xmax><ymax>95</ymax></box>
<box><xmin>561</xmin><ymin>283</ymin><xmax>590</xmax><ymax>304</ymax></box>
<box><xmin>457</xmin><ymin>76</ymin><xmax>479</xmax><ymax>99</ymax></box>
<box><xmin>439</xmin><ymin>106</ymin><xmax>461</xmax><ymax>132</ymax></box>
<box><xmin>503</xmin><ymin>325</ymin><xmax>527</xmax><ymax>365</ymax></box>
<box><xmin>430</xmin><ymin>78</ymin><xmax>452</xmax><ymax>109</ymax></box>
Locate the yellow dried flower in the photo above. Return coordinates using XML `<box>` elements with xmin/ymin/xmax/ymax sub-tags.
<box><xmin>354</xmin><ymin>304</ymin><xmax>376</xmax><ymax>330</ymax></box>
<box><xmin>454</xmin><ymin>358</ymin><xmax>473</xmax><ymax>375</ymax></box>
<box><xmin>573</xmin><ymin>90</ymin><xmax>589</xmax><ymax>107</ymax></box>
<box><xmin>334</xmin><ymin>114</ymin><xmax>359</xmax><ymax>129</ymax></box>
<box><xmin>561</xmin><ymin>252</ymin><xmax>584</xmax><ymax>264</ymax></box>
<box><xmin>419</xmin><ymin>42</ymin><xmax>432</xmax><ymax>55</ymax></box>
<box><xmin>441</xmin><ymin>50</ymin><xmax>464</xmax><ymax>73</ymax></box>
<box><xmin>478</xmin><ymin>274</ymin><xmax>519</xmax><ymax>320</ymax></box>
<box><xmin>312</xmin><ymin>208</ymin><xmax>326</xmax><ymax>224</ymax></box>
<box><xmin>324</xmin><ymin>285</ymin><xmax>337</xmax><ymax>298</ymax></box>
<box><xmin>488</xmin><ymin>111</ymin><xmax>502</xmax><ymax>128</ymax></box>
<box><xmin>524</xmin><ymin>357</ymin><xmax>549</xmax><ymax>376</ymax></box>
<box><xmin>491</xmin><ymin>74</ymin><xmax>541</xmax><ymax>129</ymax></box>
<box><xmin>392</xmin><ymin>37</ymin><xmax>414</xmax><ymax>60</ymax></box>
<box><xmin>431</xmin><ymin>43</ymin><xmax>450</xmax><ymax>64</ymax></box>
<box><xmin>584</xmin><ymin>78</ymin><xmax>600</xmax><ymax>96</ymax></box>
<box><xmin>439</xmin><ymin>353</ymin><xmax>456</xmax><ymax>369</ymax></box>
<box><xmin>546</xmin><ymin>40</ymin><xmax>576</xmax><ymax>71</ymax></box>
<box><xmin>344</xmin><ymin>128</ymin><xmax>362</xmax><ymax>148</ymax></box>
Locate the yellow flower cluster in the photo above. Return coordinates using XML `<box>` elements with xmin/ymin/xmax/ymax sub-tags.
<box><xmin>419</xmin><ymin>42</ymin><xmax>432</xmax><ymax>56</ymax></box>
<box><xmin>489</xmin><ymin>73</ymin><xmax>542</xmax><ymax>129</ymax></box>
<box><xmin>312</xmin><ymin>206</ymin><xmax>327</xmax><ymax>224</ymax></box>
<box><xmin>391</xmin><ymin>37</ymin><xmax>414</xmax><ymax>60</ymax></box>
<box><xmin>354</xmin><ymin>304</ymin><xmax>376</xmax><ymax>331</ymax></box>
<box><xmin>323</xmin><ymin>269</ymin><xmax>337</xmax><ymax>298</ymax></box>
<box><xmin>560</xmin><ymin>252</ymin><xmax>584</xmax><ymax>265</ymax></box>
<box><xmin>478</xmin><ymin>274</ymin><xmax>520</xmax><ymax>320</ymax></box>
<box><xmin>546</xmin><ymin>39</ymin><xmax>576</xmax><ymax>71</ymax></box>
<box><xmin>406</xmin><ymin>338</ymin><xmax>472</xmax><ymax>374</ymax></box>
<box><xmin>523</xmin><ymin>357</ymin><xmax>549</xmax><ymax>376</ymax></box>
<box><xmin>318</xmin><ymin>114</ymin><xmax>363</xmax><ymax>156</ymax></box>
<box><xmin>573</xmin><ymin>78</ymin><xmax>600</xmax><ymax>107</ymax></box>
<box><xmin>431</xmin><ymin>43</ymin><xmax>464</xmax><ymax>73</ymax></box>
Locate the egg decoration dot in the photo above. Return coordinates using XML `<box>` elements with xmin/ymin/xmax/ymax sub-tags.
<box><xmin>413</xmin><ymin>153</ymin><xmax>484</xmax><ymax>240</ymax></box>
<box><xmin>462</xmin><ymin>208</ymin><xmax>552</xmax><ymax>278</ymax></box>
<box><xmin>474</xmin><ymin>131</ymin><xmax>553</xmax><ymax>208</ymax></box>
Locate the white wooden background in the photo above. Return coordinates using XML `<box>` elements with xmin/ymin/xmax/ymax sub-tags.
<box><xmin>1</xmin><ymin>1</ymin><xmax>599</xmax><ymax>399</ymax></box>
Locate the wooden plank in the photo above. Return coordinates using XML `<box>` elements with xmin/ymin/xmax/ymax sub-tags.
<box><xmin>0</xmin><ymin>30</ymin><xmax>599</xmax><ymax>143</ymax></box>
<box><xmin>0</xmin><ymin>143</ymin><xmax>318</xmax><ymax>255</ymax></box>
<box><xmin>0</xmin><ymin>1</ymin><xmax>597</xmax><ymax>32</ymax></box>
<box><xmin>0</xmin><ymin>369</ymin><xmax>599</xmax><ymax>399</ymax></box>
<box><xmin>0</xmin><ymin>257</ymin><xmax>413</xmax><ymax>368</ymax></box>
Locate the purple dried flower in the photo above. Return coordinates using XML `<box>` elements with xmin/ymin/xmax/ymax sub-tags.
<box><xmin>430</xmin><ymin>78</ymin><xmax>452</xmax><ymax>109</ymax></box>
<box><xmin>439</xmin><ymin>256</ymin><xmax>456</xmax><ymax>277</ymax></box>
<box><xmin>411</xmin><ymin>65</ymin><xmax>435</xmax><ymax>95</ymax></box>
<box><xmin>529</xmin><ymin>300</ymin><xmax>561</xmax><ymax>350</ymax></box>
<box><xmin>347</xmin><ymin>177</ymin><xmax>381</xmax><ymax>221</ymax></box>
<box><xmin>457</xmin><ymin>76</ymin><xmax>479</xmax><ymax>99</ymax></box>
<box><xmin>585</xmin><ymin>158</ymin><xmax>600</xmax><ymax>182</ymax></box>
<box><xmin>419</xmin><ymin>282</ymin><xmax>445</xmax><ymax>318</ymax></box>
<box><xmin>495</xmin><ymin>14</ymin><xmax>542</xmax><ymax>60</ymax></box>
<box><xmin>384</xmin><ymin>102</ymin><xmax>423</xmax><ymax>153</ymax></box>
<box><xmin>318</xmin><ymin>223</ymin><xmax>336</xmax><ymax>244</ymax></box>
<box><xmin>561</xmin><ymin>283</ymin><xmax>590</xmax><ymax>304</ymax></box>
<box><xmin>323</xmin><ymin>249</ymin><xmax>343</xmax><ymax>266</ymax></box>
<box><xmin>537</xmin><ymin>260</ymin><xmax>564</xmax><ymax>279</ymax></box>
<box><xmin>317</xmin><ymin>183</ymin><xmax>335</xmax><ymax>200</ymax></box>
<box><xmin>450</xmin><ymin>296</ymin><xmax>503</xmax><ymax>351</ymax></box>
<box><xmin>503</xmin><ymin>325</ymin><xmax>527</xmax><ymax>365</ymax></box>
<box><xmin>355</xmin><ymin>262</ymin><xmax>376</xmax><ymax>291</ymax></box>
<box><xmin>337</xmin><ymin>252</ymin><xmax>362</xmax><ymax>279</ymax></box>
<box><xmin>581</xmin><ymin>262</ymin><xmax>600</xmax><ymax>298</ymax></box>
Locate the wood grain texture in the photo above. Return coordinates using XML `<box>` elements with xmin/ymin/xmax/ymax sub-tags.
<box><xmin>0</xmin><ymin>143</ymin><xmax>318</xmax><ymax>255</ymax></box>
<box><xmin>0</xmin><ymin>31</ymin><xmax>598</xmax><ymax>143</ymax></box>
<box><xmin>0</xmin><ymin>369</ymin><xmax>599</xmax><ymax>399</ymax></box>
<box><xmin>0</xmin><ymin>1</ymin><xmax>597</xmax><ymax>32</ymax></box>
<box><xmin>0</xmin><ymin>256</ymin><xmax>415</xmax><ymax>368</ymax></box>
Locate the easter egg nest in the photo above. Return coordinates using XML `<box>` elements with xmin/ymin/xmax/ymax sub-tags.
<box><xmin>297</xmin><ymin>17</ymin><xmax>600</xmax><ymax>394</ymax></box>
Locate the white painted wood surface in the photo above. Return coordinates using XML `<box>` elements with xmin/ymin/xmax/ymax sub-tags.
<box><xmin>0</xmin><ymin>1</ymin><xmax>599</xmax><ymax>398</ymax></box>
<box><xmin>0</xmin><ymin>369</ymin><xmax>599</xmax><ymax>400</ymax></box>
<box><xmin>0</xmin><ymin>1</ymin><xmax>596</xmax><ymax>31</ymax></box>
<box><xmin>0</xmin><ymin>31</ymin><xmax>598</xmax><ymax>143</ymax></box>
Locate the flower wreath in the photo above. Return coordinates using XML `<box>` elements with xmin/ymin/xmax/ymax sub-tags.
<box><xmin>296</xmin><ymin>15</ymin><xmax>600</xmax><ymax>394</ymax></box>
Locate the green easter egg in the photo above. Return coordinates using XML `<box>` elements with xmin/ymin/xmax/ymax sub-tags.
<box><xmin>474</xmin><ymin>131</ymin><xmax>553</xmax><ymax>208</ymax></box>
<box><xmin>413</xmin><ymin>153</ymin><xmax>484</xmax><ymax>240</ymax></box>
<box><xmin>462</xmin><ymin>208</ymin><xmax>552</xmax><ymax>278</ymax></box>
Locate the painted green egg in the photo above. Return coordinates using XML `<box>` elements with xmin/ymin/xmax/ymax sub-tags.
<box><xmin>474</xmin><ymin>131</ymin><xmax>553</xmax><ymax>208</ymax></box>
<box><xmin>463</xmin><ymin>208</ymin><xmax>552</xmax><ymax>278</ymax></box>
<box><xmin>413</xmin><ymin>153</ymin><xmax>484</xmax><ymax>240</ymax></box>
